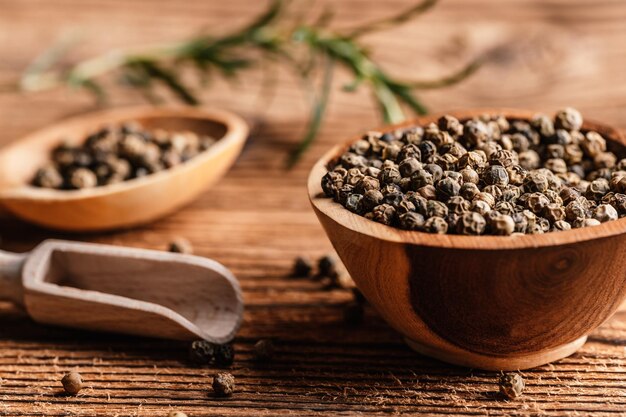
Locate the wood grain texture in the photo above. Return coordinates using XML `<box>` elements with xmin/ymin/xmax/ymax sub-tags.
<box><xmin>2</xmin><ymin>0</ymin><xmax>626</xmax><ymax>415</ymax></box>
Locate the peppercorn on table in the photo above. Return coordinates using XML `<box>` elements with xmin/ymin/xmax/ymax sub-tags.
<box><xmin>2</xmin><ymin>0</ymin><xmax>626</xmax><ymax>415</ymax></box>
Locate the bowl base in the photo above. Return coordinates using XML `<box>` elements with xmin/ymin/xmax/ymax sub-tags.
<box><xmin>404</xmin><ymin>336</ymin><xmax>587</xmax><ymax>371</ymax></box>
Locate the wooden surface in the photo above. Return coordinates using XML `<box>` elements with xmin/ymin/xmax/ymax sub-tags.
<box><xmin>1</xmin><ymin>0</ymin><xmax>626</xmax><ymax>415</ymax></box>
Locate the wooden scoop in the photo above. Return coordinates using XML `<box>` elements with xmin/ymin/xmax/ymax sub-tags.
<box><xmin>0</xmin><ymin>240</ymin><xmax>243</xmax><ymax>343</ymax></box>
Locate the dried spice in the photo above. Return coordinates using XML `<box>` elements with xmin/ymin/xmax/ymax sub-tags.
<box><xmin>189</xmin><ymin>340</ymin><xmax>234</xmax><ymax>367</ymax></box>
<box><xmin>322</xmin><ymin>109</ymin><xmax>626</xmax><ymax>235</ymax></box>
<box><xmin>253</xmin><ymin>339</ymin><xmax>276</xmax><ymax>362</ymax></box>
<box><xmin>32</xmin><ymin>123</ymin><xmax>216</xmax><ymax>190</ymax></box>
<box><xmin>292</xmin><ymin>256</ymin><xmax>313</xmax><ymax>278</ymax></box>
<box><xmin>61</xmin><ymin>371</ymin><xmax>83</xmax><ymax>395</ymax></box>
<box><xmin>189</xmin><ymin>340</ymin><xmax>216</xmax><ymax>365</ymax></box>
<box><xmin>318</xmin><ymin>255</ymin><xmax>338</xmax><ymax>279</ymax></box>
<box><xmin>498</xmin><ymin>372</ymin><xmax>525</xmax><ymax>400</ymax></box>
<box><xmin>214</xmin><ymin>343</ymin><xmax>235</xmax><ymax>367</ymax></box>
<box><xmin>168</xmin><ymin>412</ymin><xmax>188</xmax><ymax>417</ymax></box>
<box><xmin>212</xmin><ymin>372</ymin><xmax>235</xmax><ymax>397</ymax></box>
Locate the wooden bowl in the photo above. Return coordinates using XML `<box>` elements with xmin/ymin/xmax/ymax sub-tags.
<box><xmin>0</xmin><ymin>106</ymin><xmax>248</xmax><ymax>231</ymax></box>
<box><xmin>308</xmin><ymin>109</ymin><xmax>626</xmax><ymax>370</ymax></box>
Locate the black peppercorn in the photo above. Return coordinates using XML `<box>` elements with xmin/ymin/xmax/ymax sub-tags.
<box><xmin>253</xmin><ymin>339</ymin><xmax>276</xmax><ymax>362</ymax></box>
<box><xmin>499</xmin><ymin>373</ymin><xmax>525</xmax><ymax>400</ymax></box>
<box><xmin>523</xmin><ymin>171</ymin><xmax>549</xmax><ymax>193</ymax></box>
<box><xmin>435</xmin><ymin>177</ymin><xmax>460</xmax><ymax>201</ymax></box>
<box><xmin>212</xmin><ymin>372</ymin><xmax>235</xmax><ymax>397</ymax></box>
<box><xmin>586</xmin><ymin>178</ymin><xmax>610</xmax><ymax>201</ymax></box>
<box><xmin>399</xmin><ymin>212</ymin><xmax>425</xmax><ymax>230</ymax></box>
<box><xmin>189</xmin><ymin>340</ymin><xmax>216</xmax><ymax>365</ymax></box>
<box><xmin>438</xmin><ymin>115</ymin><xmax>463</xmax><ymax>137</ymax></box>
<box><xmin>542</xmin><ymin>203</ymin><xmax>566</xmax><ymax>223</ymax></box>
<box><xmin>318</xmin><ymin>255</ymin><xmax>337</xmax><ymax>278</ymax></box>
<box><xmin>426</xmin><ymin>200</ymin><xmax>449</xmax><ymax>218</ymax></box>
<box><xmin>531</xmin><ymin>114</ymin><xmax>555</xmax><ymax>138</ymax></box>
<box><xmin>398</xmin><ymin>157</ymin><xmax>422</xmax><ymax>177</ymax></box>
<box><xmin>69</xmin><ymin>168</ymin><xmax>97</xmax><ymax>189</ymax></box>
<box><xmin>292</xmin><ymin>256</ymin><xmax>313</xmax><ymax>277</ymax></box>
<box><xmin>214</xmin><ymin>343</ymin><xmax>235</xmax><ymax>367</ymax></box>
<box><xmin>417</xmin><ymin>185</ymin><xmax>437</xmax><ymax>200</ymax></box>
<box><xmin>361</xmin><ymin>189</ymin><xmax>384</xmax><ymax>211</ymax></box>
<box><xmin>456</xmin><ymin>212</ymin><xmax>486</xmax><ymax>235</ymax></box>
<box><xmin>554</xmin><ymin>107</ymin><xmax>583</xmax><ymax>132</ymax></box>
<box><xmin>398</xmin><ymin>144</ymin><xmax>421</xmax><ymax>161</ymax></box>
<box><xmin>594</xmin><ymin>204</ymin><xmax>618</xmax><ymax>222</ymax></box>
<box><xmin>489</xmin><ymin>213</ymin><xmax>515</xmax><ymax>235</ymax></box>
<box><xmin>447</xmin><ymin>196</ymin><xmax>470</xmax><ymax>215</ymax></box>
<box><xmin>460</xmin><ymin>167</ymin><xmax>479</xmax><ymax>184</ymax></box>
<box><xmin>345</xmin><ymin>193</ymin><xmax>364</xmax><ymax>213</ymax></box>
<box><xmin>33</xmin><ymin>165</ymin><xmax>63</xmax><ymax>188</ymax></box>
<box><xmin>340</xmin><ymin>152</ymin><xmax>368</xmax><ymax>168</ymax></box>
<box><xmin>424</xmin><ymin>216</ymin><xmax>448</xmax><ymax>234</ymax></box>
<box><xmin>321</xmin><ymin>171</ymin><xmax>343</xmax><ymax>197</ymax></box>
<box><xmin>463</xmin><ymin>119</ymin><xmax>489</xmax><ymax>146</ymax></box>
<box><xmin>371</xmin><ymin>204</ymin><xmax>396</xmax><ymax>225</ymax></box>
<box><xmin>552</xmin><ymin>220</ymin><xmax>572</xmax><ymax>231</ymax></box>
<box><xmin>424</xmin><ymin>163</ymin><xmax>444</xmax><ymax>182</ymax></box>
<box><xmin>383</xmin><ymin>191</ymin><xmax>404</xmax><ymax>207</ymax></box>
<box><xmin>460</xmin><ymin>182</ymin><xmax>480</xmax><ymax>201</ymax></box>
<box><xmin>410</xmin><ymin>169</ymin><xmax>434</xmax><ymax>189</ymax></box>
<box><xmin>378</xmin><ymin>166</ymin><xmax>402</xmax><ymax>185</ymax></box>
<box><xmin>483</xmin><ymin>165</ymin><xmax>509</xmax><ymax>187</ymax></box>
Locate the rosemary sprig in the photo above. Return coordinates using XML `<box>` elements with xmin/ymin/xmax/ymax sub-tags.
<box><xmin>4</xmin><ymin>0</ymin><xmax>485</xmax><ymax>165</ymax></box>
<box><xmin>345</xmin><ymin>0</ymin><xmax>437</xmax><ymax>38</ymax></box>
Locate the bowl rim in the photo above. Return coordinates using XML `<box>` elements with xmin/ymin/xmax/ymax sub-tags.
<box><xmin>308</xmin><ymin>108</ymin><xmax>626</xmax><ymax>250</ymax></box>
<box><xmin>0</xmin><ymin>105</ymin><xmax>249</xmax><ymax>201</ymax></box>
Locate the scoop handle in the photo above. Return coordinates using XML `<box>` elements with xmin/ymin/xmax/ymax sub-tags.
<box><xmin>0</xmin><ymin>250</ymin><xmax>26</xmax><ymax>305</ymax></box>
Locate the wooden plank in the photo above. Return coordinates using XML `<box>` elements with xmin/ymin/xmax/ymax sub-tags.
<box><xmin>1</xmin><ymin>0</ymin><xmax>626</xmax><ymax>415</ymax></box>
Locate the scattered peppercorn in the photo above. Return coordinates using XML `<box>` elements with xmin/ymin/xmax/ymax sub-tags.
<box><xmin>253</xmin><ymin>339</ymin><xmax>276</xmax><ymax>362</ymax></box>
<box><xmin>292</xmin><ymin>256</ymin><xmax>313</xmax><ymax>277</ymax></box>
<box><xmin>189</xmin><ymin>340</ymin><xmax>216</xmax><ymax>365</ymax></box>
<box><xmin>32</xmin><ymin>123</ymin><xmax>216</xmax><ymax>190</ymax></box>
<box><xmin>168</xmin><ymin>237</ymin><xmax>193</xmax><ymax>254</ymax></box>
<box><xmin>321</xmin><ymin>109</ymin><xmax>626</xmax><ymax>235</ymax></box>
<box><xmin>189</xmin><ymin>340</ymin><xmax>234</xmax><ymax>367</ymax></box>
<box><xmin>212</xmin><ymin>372</ymin><xmax>235</xmax><ymax>397</ymax></box>
<box><xmin>61</xmin><ymin>371</ymin><xmax>83</xmax><ymax>395</ymax></box>
<box><xmin>214</xmin><ymin>343</ymin><xmax>235</xmax><ymax>367</ymax></box>
<box><xmin>498</xmin><ymin>372</ymin><xmax>525</xmax><ymax>400</ymax></box>
<box><xmin>318</xmin><ymin>254</ymin><xmax>338</xmax><ymax>278</ymax></box>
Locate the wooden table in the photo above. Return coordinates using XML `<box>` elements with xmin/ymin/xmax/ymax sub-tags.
<box><xmin>1</xmin><ymin>0</ymin><xmax>626</xmax><ymax>415</ymax></box>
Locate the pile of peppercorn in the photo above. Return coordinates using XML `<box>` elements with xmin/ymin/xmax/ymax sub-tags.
<box><xmin>321</xmin><ymin>108</ymin><xmax>626</xmax><ymax>235</ymax></box>
<box><xmin>32</xmin><ymin>122</ymin><xmax>216</xmax><ymax>190</ymax></box>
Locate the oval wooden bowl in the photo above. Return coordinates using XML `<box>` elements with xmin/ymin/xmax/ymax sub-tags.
<box><xmin>0</xmin><ymin>106</ymin><xmax>248</xmax><ymax>231</ymax></box>
<box><xmin>308</xmin><ymin>109</ymin><xmax>626</xmax><ymax>370</ymax></box>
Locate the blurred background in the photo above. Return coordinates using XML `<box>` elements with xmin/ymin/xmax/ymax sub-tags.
<box><xmin>1</xmin><ymin>0</ymin><xmax>625</xmax><ymax>159</ymax></box>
